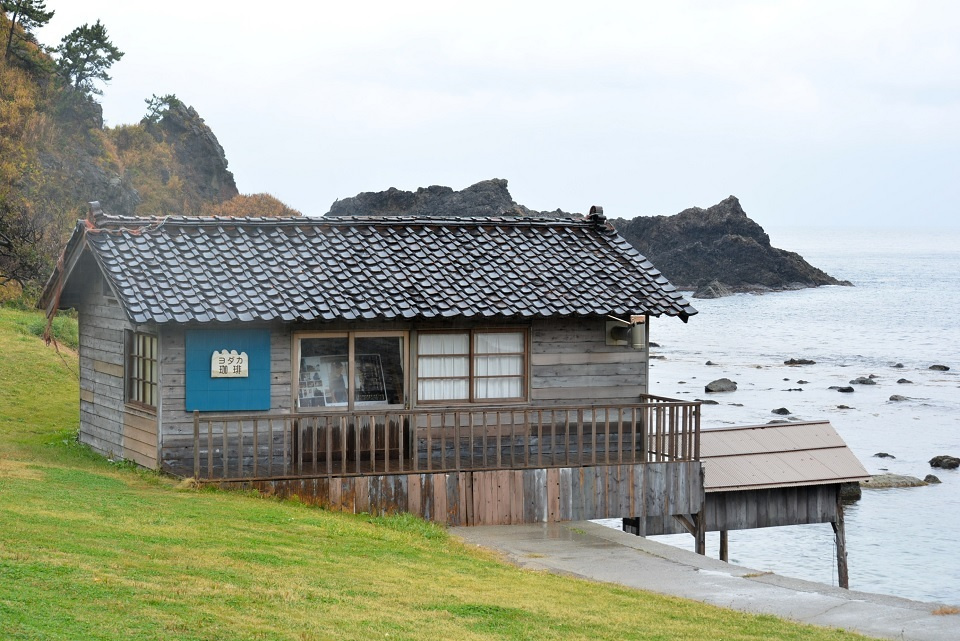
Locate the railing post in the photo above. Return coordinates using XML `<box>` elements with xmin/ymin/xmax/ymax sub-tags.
<box><xmin>454</xmin><ymin>411</ymin><xmax>461</xmax><ymax>472</ymax></box>
<box><xmin>193</xmin><ymin>410</ymin><xmax>200</xmax><ymax>478</ymax></box>
<box><xmin>253</xmin><ymin>418</ymin><xmax>259</xmax><ymax>478</ymax></box>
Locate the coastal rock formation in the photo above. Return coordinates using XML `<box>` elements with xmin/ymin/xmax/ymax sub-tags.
<box><xmin>327</xmin><ymin>179</ymin><xmax>564</xmax><ymax>218</ymax></box>
<box><xmin>610</xmin><ymin>196</ymin><xmax>851</xmax><ymax>297</ymax></box>
<box><xmin>325</xmin><ymin>182</ymin><xmax>844</xmax><ymax>297</ymax></box>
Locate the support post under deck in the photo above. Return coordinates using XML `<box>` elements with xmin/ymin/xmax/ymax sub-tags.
<box><xmin>832</xmin><ymin>489</ymin><xmax>849</xmax><ymax>589</ymax></box>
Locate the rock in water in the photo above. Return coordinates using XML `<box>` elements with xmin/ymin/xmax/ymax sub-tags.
<box><xmin>705</xmin><ymin>378</ymin><xmax>737</xmax><ymax>393</ymax></box>
<box><xmin>609</xmin><ymin>196</ymin><xmax>851</xmax><ymax>295</ymax></box>
<box><xmin>929</xmin><ymin>364</ymin><xmax>951</xmax><ymax>371</ymax></box>
<box><xmin>771</xmin><ymin>407</ymin><xmax>791</xmax><ymax>415</ymax></box>
<box><xmin>785</xmin><ymin>358</ymin><xmax>816</xmax><ymax>365</ymax></box>
<box><xmin>850</xmin><ymin>377</ymin><xmax>876</xmax><ymax>385</ymax></box>
<box><xmin>693</xmin><ymin>280</ymin><xmax>733</xmax><ymax>299</ymax></box>
<box><xmin>889</xmin><ymin>395</ymin><xmax>908</xmax><ymax>402</ymax></box>
<box><xmin>929</xmin><ymin>455</ymin><xmax>960</xmax><ymax>469</ymax></box>
<box><xmin>861</xmin><ymin>474</ymin><xmax>927</xmax><ymax>489</ymax></box>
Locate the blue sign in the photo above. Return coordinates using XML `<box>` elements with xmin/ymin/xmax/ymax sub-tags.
<box><xmin>185</xmin><ymin>328</ymin><xmax>271</xmax><ymax>411</ymax></box>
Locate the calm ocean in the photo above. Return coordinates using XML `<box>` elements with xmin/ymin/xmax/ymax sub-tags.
<box><xmin>601</xmin><ymin>226</ymin><xmax>960</xmax><ymax>605</ymax></box>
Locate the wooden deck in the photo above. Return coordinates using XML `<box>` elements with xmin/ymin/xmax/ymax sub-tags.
<box><xmin>186</xmin><ymin>396</ymin><xmax>701</xmax><ymax>481</ymax></box>
<box><xmin>184</xmin><ymin>396</ymin><xmax>704</xmax><ymax>527</ymax></box>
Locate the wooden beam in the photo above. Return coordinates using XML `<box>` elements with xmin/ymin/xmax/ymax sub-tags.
<box><xmin>719</xmin><ymin>530</ymin><xmax>728</xmax><ymax>562</ymax></box>
<box><xmin>832</xmin><ymin>488</ymin><xmax>849</xmax><ymax>589</ymax></box>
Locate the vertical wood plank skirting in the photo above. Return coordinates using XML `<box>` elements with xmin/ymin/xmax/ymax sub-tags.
<box><xmin>215</xmin><ymin>462</ymin><xmax>703</xmax><ymax>527</ymax></box>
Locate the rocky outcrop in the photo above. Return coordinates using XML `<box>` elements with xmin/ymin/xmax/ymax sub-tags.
<box><xmin>326</xmin><ymin>183</ymin><xmax>846</xmax><ymax>297</ymax></box>
<box><xmin>610</xmin><ymin>196</ymin><xmax>851</xmax><ymax>297</ymax></box>
<box><xmin>861</xmin><ymin>474</ymin><xmax>927</xmax><ymax>489</ymax></box>
<box><xmin>327</xmin><ymin>179</ymin><xmax>567</xmax><ymax>218</ymax></box>
<box><xmin>147</xmin><ymin>101</ymin><xmax>238</xmax><ymax>207</ymax></box>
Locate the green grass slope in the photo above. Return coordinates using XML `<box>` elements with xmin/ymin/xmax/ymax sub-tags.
<box><xmin>0</xmin><ymin>308</ymin><xmax>874</xmax><ymax>640</ymax></box>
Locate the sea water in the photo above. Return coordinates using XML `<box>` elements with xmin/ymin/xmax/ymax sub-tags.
<box><xmin>599</xmin><ymin>227</ymin><xmax>960</xmax><ymax>605</ymax></box>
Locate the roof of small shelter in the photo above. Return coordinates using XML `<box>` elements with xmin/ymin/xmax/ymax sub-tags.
<box><xmin>41</xmin><ymin>208</ymin><xmax>698</xmax><ymax>325</ymax></box>
<box><xmin>700</xmin><ymin>421</ymin><xmax>870</xmax><ymax>493</ymax></box>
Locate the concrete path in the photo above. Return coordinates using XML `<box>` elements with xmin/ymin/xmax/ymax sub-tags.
<box><xmin>451</xmin><ymin>521</ymin><xmax>958</xmax><ymax>641</ymax></box>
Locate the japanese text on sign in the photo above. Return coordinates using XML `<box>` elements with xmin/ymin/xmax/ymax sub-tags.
<box><xmin>211</xmin><ymin>350</ymin><xmax>249</xmax><ymax>378</ymax></box>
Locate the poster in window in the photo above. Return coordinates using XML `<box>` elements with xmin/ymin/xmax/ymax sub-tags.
<box><xmin>298</xmin><ymin>354</ymin><xmax>387</xmax><ymax>408</ymax></box>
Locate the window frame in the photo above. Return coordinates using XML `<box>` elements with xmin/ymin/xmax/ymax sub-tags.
<box><xmin>416</xmin><ymin>328</ymin><xmax>529</xmax><ymax>405</ymax></box>
<box><xmin>125</xmin><ymin>330</ymin><xmax>158</xmax><ymax>411</ymax></box>
<box><xmin>293</xmin><ymin>330</ymin><xmax>408</xmax><ymax>413</ymax></box>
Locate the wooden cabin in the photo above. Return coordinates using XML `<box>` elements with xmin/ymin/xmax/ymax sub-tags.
<box><xmin>40</xmin><ymin>204</ymin><xmax>705</xmax><ymax>528</ymax></box>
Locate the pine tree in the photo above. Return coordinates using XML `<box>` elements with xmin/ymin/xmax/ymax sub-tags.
<box><xmin>55</xmin><ymin>20</ymin><xmax>124</xmax><ymax>95</ymax></box>
<box><xmin>2</xmin><ymin>0</ymin><xmax>55</xmax><ymax>60</ymax></box>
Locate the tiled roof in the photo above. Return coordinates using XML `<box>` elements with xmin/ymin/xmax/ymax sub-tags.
<box><xmin>67</xmin><ymin>214</ymin><xmax>697</xmax><ymax>324</ymax></box>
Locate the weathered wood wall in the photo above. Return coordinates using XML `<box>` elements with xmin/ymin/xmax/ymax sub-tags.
<box><xmin>215</xmin><ymin>461</ymin><xmax>701</xmax><ymax>526</ymax></box>
<box><xmin>68</xmin><ymin>252</ymin><xmax>158</xmax><ymax>467</ymax></box>
<box><xmin>624</xmin><ymin>484</ymin><xmax>839</xmax><ymax>535</ymax></box>
<box><xmin>530</xmin><ymin>317</ymin><xmax>647</xmax><ymax>403</ymax></box>
<box><xmin>158</xmin><ymin>317</ymin><xmax>648</xmax><ymax>472</ymax></box>
<box><xmin>158</xmin><ymin>325</ymin><xmax>293</xmax><ymax>475</ymax></box>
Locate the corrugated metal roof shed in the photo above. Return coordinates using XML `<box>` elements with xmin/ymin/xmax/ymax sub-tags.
<box><xmin>700</xmin><ymin>421</ymin><xmax>869</xmax><ymax>492</ymax></box>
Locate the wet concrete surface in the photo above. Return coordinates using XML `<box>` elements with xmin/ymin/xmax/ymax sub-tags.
<box><xmin>451</xmin><ymin>521</ymin><xmax>958</xmax><ymax>641</ymax></box>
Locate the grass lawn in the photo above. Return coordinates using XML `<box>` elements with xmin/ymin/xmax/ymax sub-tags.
<box><xmin>0</xmin><ymin>307</ymin><xmax>877</xmax><ymax>640</ymax></box>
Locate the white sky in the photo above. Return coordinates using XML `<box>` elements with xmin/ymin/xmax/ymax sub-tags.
<box><xmin>38</xmin><ymin>1</ymin><xmax>960</xmax><ymax>228</ymax></box>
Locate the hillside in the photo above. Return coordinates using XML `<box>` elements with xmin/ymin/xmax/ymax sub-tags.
<box><xmin>0</xmin><ymin>11</ymin><xmax>296</xmax><ymax>295</ymax></box>
<box><xmin>0</xmin><ymin>308</ymin><xmax>875</xmax><ymax>640</ymax></box>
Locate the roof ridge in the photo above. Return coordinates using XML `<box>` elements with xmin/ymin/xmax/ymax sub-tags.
<box><xmin>91</xmin><ymin>214</ymin><xmax>592</xmax><ymax>229</ymax></box>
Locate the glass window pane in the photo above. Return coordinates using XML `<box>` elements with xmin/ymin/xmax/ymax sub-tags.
<box><xmin>419</xmin><ymin>378</ymin><xmax>468</xmax><ymax>401</ymax></box>
<box><xmin>419</xmin><ymin>333</ymin><xmax>468</xmax><ymax>355</ymax></box>
<box><xmin>298</xmin><ymin>337</ymin><xmax>348</xmax><ymax>409</ymax></box>
<box><xmin>418</xmin><ymin>355</ymin><xmax>468</xmax><ymax>378</ymax></box>
<box><xmin>474</xmin><ymin>355</ymin><xmax>522</xmax><ymax>377</ymax></box>
<box><xmin>355</xmin><ymin>336</ymin><xmax>404</xmax><ymax>406</ymax></box>
<box><xmin>474</xmin><ymin>332</ymin><xmax>523</xmax><ymax>354</ymax></box>
<box><xmin>475</xmin><ymin>377</ymin><xmax>522</xmax><ymax>399</ymax></box>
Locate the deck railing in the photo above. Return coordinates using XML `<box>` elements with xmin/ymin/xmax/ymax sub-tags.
<box><xmin>190</xmin><ymin>395</ymin><xmax>700</xmax><ymax>481</ymax></box>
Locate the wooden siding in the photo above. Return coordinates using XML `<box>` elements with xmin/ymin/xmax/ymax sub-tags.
<box><xmin>214</xmin><ymin>461</ymin><xmax>702</xmax><ymax>526</ymax></box>
<box><xmin>158</xmin><ymin>325</ymin><xmax>292</xmax><ymax>475</ymax></box>
<box><xmin>624</xmin><ymin>484</ymin><xmax>839</xmax><ymax>535</ymax></box>
<box><xmin>530</xmin><ymin>318</ymin><xmax>646</xmax><ymax>404</ymax></box>
<box><xmin>158</xmin><ymin>317</ymin><xmax>651</xmax><ymax>474</ymax></box>
<box><xmin>72</xmin><ymin>253</ymin><xmax>158</xmax><ymax>465</ymax></box>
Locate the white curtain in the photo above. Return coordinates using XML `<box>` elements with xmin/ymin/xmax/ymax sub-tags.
<box><xmin>474</xmin><ymin>332</ymin><xmax>523</xmax><ymax>399</ymax></box>
<box><xmin>418</xmin><ymin>334</ymin><xmax>469</xmax><ymax>400</ymax></box>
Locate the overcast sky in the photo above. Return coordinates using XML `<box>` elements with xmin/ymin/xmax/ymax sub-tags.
<box><xmin>38</xmin><ymin>1</ymin><xmax>960</xmax><ymax>228</ymax></box>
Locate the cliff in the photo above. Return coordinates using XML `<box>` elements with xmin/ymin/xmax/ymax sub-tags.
<box><xmin>610</xmin><ymin>196</ymin><xmax>851</xmax><ymax>296</ymax></box>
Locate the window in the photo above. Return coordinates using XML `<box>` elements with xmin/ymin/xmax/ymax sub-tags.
<box><xmin>126</xmin><ymin>331</ymin><xmax>158</xmax><ymax>408</ymax></box>
<box><xmin>295</xmin><ymin>332</ymin><xmax>406</xmax><ymax>410</ymax></box>
<box><xmin>417</xmin><ymin>330</ymin><xmax>526</xmax><ymax>403</ymax></box>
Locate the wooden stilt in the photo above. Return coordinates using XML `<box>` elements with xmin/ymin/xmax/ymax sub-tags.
<box><xmin>832</xmin><ymin>488</ymin><xmax>849</xmax><ymax>589</ymax></box>
<box><xmin>719</xmin><ymin>530</ymin><xmax>728</xmax><ymax>562</ymax></box>
<box><xmin>693</xmin><ymin>508</ymin><xmax>707</xmax><ymax>556</ymax></box>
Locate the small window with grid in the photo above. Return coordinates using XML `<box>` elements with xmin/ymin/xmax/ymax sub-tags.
<box><xmin>126</xmin><ymin>331</ymin><xmax>158</xmax><ymax>408</ymax></box>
